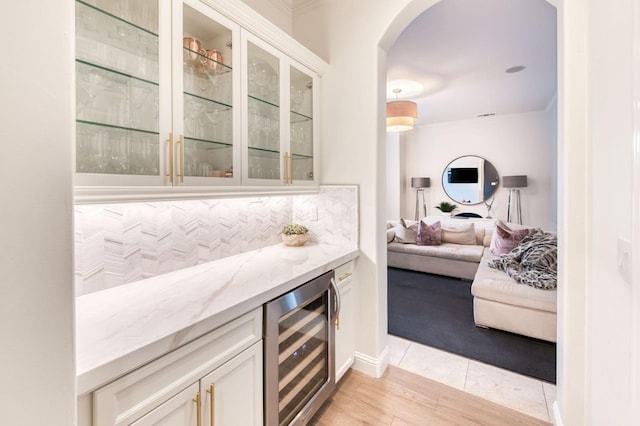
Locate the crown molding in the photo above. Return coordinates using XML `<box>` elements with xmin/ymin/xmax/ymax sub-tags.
<box><xmin>268</xmin><ymin>0</ymin><xmax>293</xmax><ymax>17</ymax></box>
<box><xmin>201</xmin><ymin>0</ymin><xmax>328</xmax><ymax>74</ymax></box>
<box><xmin>293</xmin><ymin>0</ymin><xmax>324</xmax><ymax>17</ymax></box>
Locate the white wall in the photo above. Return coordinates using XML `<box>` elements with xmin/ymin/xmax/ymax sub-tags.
<box><xmin>587</xmin><ymin>0</ymin><xmax>636</xmax><ymax>423</ymax></box>
<box><xmin>399</xmin><ymin>110</ymin><xmax>557</xmax><ymax>230</ymax></box>
<box><xmin>240</xmin><ymin>0</ymin><xmax>293</xmax><ymax>35</ymax></box>
<box><xmin>294</xmin><ymin>0</ymin><xmax>596</xmax><ymax>424</ymax></box>
<box><xmin>546</xmin><ymin>95</ymin><xmax>559</xmax><ymax>232</ymax></box>
<box><xmin>0</xmin><ymin>1</ymin><xmax>76</xmax><ymax>425</ymax></box>
<box><xmin>386</xmin><ymin>132</ymin><xmax>401</xmax><ymax>220</ymax></box>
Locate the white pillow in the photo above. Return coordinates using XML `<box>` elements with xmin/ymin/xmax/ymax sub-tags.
<box><xmin>386</xmin><ymin>228</ymin><xmax>396</xmax><ymax>243</ymax></box>
<box><xmin>394</xmin><ymin>218</ymin><xmax>418</xmax><ymax>243</ymax></box>
<box><xmin>441</xmin><ymin>222</ymin><xmax>476</xmax><ymax>245</ymax></box>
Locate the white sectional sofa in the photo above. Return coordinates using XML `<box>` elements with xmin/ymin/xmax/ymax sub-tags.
<box><xmin>387</xmin><ymin>216</ymin><xmax>557</xmax><ymax>342</ymax></box>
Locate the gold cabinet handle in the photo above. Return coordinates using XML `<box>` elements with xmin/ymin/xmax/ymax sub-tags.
<box><xmin>283</xmin><ymin>152</ymin><xmax>290</xmax><ymax>184</ymax></box>
<box><xmin>177</xmin><ymin>135</ymin><xmax>184</xmax><ymax>183</ymax></box>
<box><xmin>166</xmin><ymin>133</ymin><xmax>174</xmax><ymax>185</ymax></box>
<box><xmin>338</xmin><ymin>272</ymin><xmax>352</xmax><ymax>282</ymax></box>
<box><xmin>192</xmin><ymin>391</ymin><xmax>202</xmax><ymax>426</ymax></box>
<box><xmin>206</xmin><ymin>383</ymin><xmax>215</xmax><ymax>426</ymax></box>
<box><xmin>288</xmin><ymin>152</ymin><xmax>293</xmax><ymax>184</ymax></box>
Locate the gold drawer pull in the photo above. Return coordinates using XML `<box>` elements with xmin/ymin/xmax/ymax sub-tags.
<box><xmin>206</xmin><ymin>383</ymin><xmax>215</xmax><ymax>426</ymax></box>
<box><xmin>192</xmin><ymin>391</ymin><xmax>202</xmax><ymax>426</ymax></box>
<box><xmin>338</xmin><ymin>272</ymin><xmax>352</xmax><ymax>282</ymax></box>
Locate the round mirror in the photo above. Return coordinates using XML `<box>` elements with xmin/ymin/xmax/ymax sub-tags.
<box><xmin>442</xmin><ymin>155</ymin><xmax>499</xmax><ymax>205</ymax></box>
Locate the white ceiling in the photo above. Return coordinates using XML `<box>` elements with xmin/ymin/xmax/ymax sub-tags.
<box><xmin>386</xmin><ymin>0</ymin><xmax>557</xmax><ymax>126</ymax></box>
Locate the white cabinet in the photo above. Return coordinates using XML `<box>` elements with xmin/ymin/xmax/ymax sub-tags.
<box><xmin>92</xmin><ymin>308</ymin><xmax>262</xmax><ymax>426</ymax></box>
<box><xmin>74</xmin><ymin>0</ymin><xmax>322</xmax><ymax>199</ymax></box>
<box><xmin>75</xmin><ymin>0</ymin><xmax>241</xmax><ymax>187</ymax></box>
<box><xmin>334</xmin><ymin>260</ymin><xmax>356</xmax><ymax>382</ymax></box>
<box><xmin>130</xmin><ymin>343</ymin><xmax>262</xmax><ymax>426</ymax></box>
<box><xmin>241</xmin><ymin>31</ymin><xmax>319</xmax><ymax>186</ymax></box>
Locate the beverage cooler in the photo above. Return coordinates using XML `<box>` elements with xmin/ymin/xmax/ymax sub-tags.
<box><xmin>264</xmin><ymin>270</ymin><xmax>340</xmax><ymax>425</ymax></box>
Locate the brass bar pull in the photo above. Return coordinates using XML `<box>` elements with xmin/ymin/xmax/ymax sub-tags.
<box><xmin>166</xmin><ymin>133</ymin><xmax>174</xmax><ymax>185</ymax></box>
<box><xmin>192</xmin><ymin>391</ymin><xmax>202</xmax><ymax>426</ymax></box>
<box><xmin>288</xmin><ymin>152</ymin><xmax>293</xmax><ymax>184</ymax></box>
<box><xmin>206</xmin><ymin>383</ymin><xmax>214</xmax><ymax>426</ymax></box>
<box><xmin>177</xmin><ymin>135</ymin><xmax>184</xmax><ymax>183</ymax></box>
<box><xmin>283</xmin><ymin>153</ymin><xmax>289</xmax><ymax>184</ymax></box>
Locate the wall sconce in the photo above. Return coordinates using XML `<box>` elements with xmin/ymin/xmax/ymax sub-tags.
<box><xmin>502</xmin><ymin>175</ymin><xmax>528</xmax><ymax>224</ymax></box>
<box><xmin>411</xmin><ymin>177</ymin><xmax>430</xmax><ymax>221</ymax></box>
<box><xmin>387</xmin><ymin>88</ymin><xmax>417</xmax><ymax>132</ymax></box>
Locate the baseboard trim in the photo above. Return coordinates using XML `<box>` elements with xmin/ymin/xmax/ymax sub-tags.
<box><xmin>352</xmin><ymin>345</ymin><xmax>390</xmax><ymax>378</ymax></box>
<box><xmin>552</xmin><ymin>401</ymin><xmax>563</xmax><ymax>426</ymax></box>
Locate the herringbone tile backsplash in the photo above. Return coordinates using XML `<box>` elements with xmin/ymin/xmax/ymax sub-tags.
<box><xmin>74</xmin><ymin>186</ymin><xmax>358</xmax><ymax>296</ymax></box>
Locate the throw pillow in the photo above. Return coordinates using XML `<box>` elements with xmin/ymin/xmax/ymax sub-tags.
<box><xmin>441</xmin><ymin>222</ymin><xmax>476</xmax><ymax>245</ymax></box>
<box><xmin>394</xmin><ymin>218</ymin><xmax>419</xmax><ymax>243</ymax></box>
<box><xmin>386</xmin><ymin>228</ymin><xmax>396</xmax><ymax>243</ymax></box>
<box><xmin>489</xmin><ymin>220</ymin><xmax>531</xmax><ymax>255</ymax></box>
<box><xmin>417</xmin><ymin>220</ymin><xmax>442</xmax><ymax>246</ymax></box>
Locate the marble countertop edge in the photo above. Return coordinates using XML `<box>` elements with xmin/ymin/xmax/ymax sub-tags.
<box><xmin>76</xmin><ymin>243</ymin><xmax>359</xmax><ymax>395</ymax></box>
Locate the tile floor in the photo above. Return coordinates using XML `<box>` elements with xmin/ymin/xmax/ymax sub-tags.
<box><xmin>387</xmin><ymin>334</ymin><xmax>557</xmax><ymax>423</ymax></box>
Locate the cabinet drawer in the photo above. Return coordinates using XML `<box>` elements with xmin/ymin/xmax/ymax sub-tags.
<box><xmin>334</xmin><ymin>260</ymin><xmax>354</xmax><ymax>286</ymax></box>
<box><xmin>93</xmin><ymin>307</ymin><xmax>262</xmax><ymax>426</ymax></box>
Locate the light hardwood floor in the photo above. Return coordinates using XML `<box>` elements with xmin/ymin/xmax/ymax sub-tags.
<box><xmin>310</xmin><ymin>366</ymin><xmax>551</xmax><ymax>425</ymax></box>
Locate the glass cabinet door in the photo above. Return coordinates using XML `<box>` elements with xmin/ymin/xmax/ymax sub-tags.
<box><xmin>75</xmin><ymin>0</ymin><xmax>161</xmax><ymax>184</ymax></box>
<box><xmin>178</xmin><ymin>1</ymin><xmax>239</xmax><ymax>184</ymax></box>
<box><xmin>244</xmin><ymin>36</ymin><xmax>283</xmax><ymax>184</ymax></box>
<box><xmin>289</xmin><ymin>65</ymin><xmax>315</xmax><ymax>183</ymax></box>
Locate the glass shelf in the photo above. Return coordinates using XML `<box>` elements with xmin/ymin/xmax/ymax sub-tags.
<box><xmin>76</xmin><ymin>120</ymin><xmax>159</xmax><ymax>175</ymax></box>
<box><xmin>184</xmin><ymin>93</ymin><xmax>232</xmax><ymax>145</ymax></box>
<box><xmin>183</xmin><ymin>138</ymin><xmax>233</xmax><ymax>178</ymax></box>
<box><xmin>247</xmin><ymin>148</ymin><xmax>280</xmax><ymax>180</ymax></box>
<box><xmin>291</xmin><ymin>110</ymin><xmax>312</xmax><ymax>123</ymax></box>
<box><xmin>76</xmin><ymin>0</ymin><xmax>159</xmax><ymax>84</ymax></box>
<box><xmin>76</xmin><ymin>61</ymin><xmax>159</xmax><ymax>133</ymax></box>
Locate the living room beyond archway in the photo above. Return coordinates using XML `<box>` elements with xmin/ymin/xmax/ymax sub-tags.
<box><xmin>381</xmin><ymin>0</ymin><xmax>560</xmax><ymax>404</ymax></box>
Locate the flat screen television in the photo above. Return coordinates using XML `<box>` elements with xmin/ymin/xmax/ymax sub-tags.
<box><xmin>448</xmin><ymin>167</ymin><xmax>478</xmax><ymax>183</ymax></box>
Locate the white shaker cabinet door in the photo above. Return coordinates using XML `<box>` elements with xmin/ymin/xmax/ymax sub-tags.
<box><xmin>130</xmin><ymin>382</ymin><xmax>199</xmax><ymax>426</ymax></box>
<box><xmin>200</xmin><ymin>341</ymin><xmax>263</xmax><ymax>426</ymax></box>
<box><xmin>334</xmin><ymin>261</ymin><xmax>356</xmax><ymax>382</ymax></box>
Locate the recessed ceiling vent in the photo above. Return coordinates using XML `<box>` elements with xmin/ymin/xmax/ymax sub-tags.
<box><xmin>477</xmin><ymin>113</ymin><xmax>496</xmax><ymax>118</ymax></box>
<box><xmin>505</xmin><ymin>65</ymin><xmax>526</xmax><ymax>73</ymax></box>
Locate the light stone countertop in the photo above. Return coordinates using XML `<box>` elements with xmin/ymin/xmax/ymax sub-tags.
<box><xmin>75</xmin><ymin>242</ymin><xmax>359</xmax><ymax>395</ymax></box>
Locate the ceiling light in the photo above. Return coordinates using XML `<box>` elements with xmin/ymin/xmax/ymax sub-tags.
<box><xmin>387</xmin><ymin>88</ymin><xmax>418</xmax><ymax>132</ymax></box>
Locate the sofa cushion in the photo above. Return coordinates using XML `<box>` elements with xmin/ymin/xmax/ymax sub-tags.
<box><xmin>386</xmin><ymin>228</ymin><xmax>396</xmax><ymax>243</ymax></box>
<box><xmin>441</xmin><ymin>222</ymin><xmax>476</xmax><ymax>245</ymax></box>
<box><xmin>489</xmin><ymin>220</ymin><xmax>531</xmax><ymax>255</ymax></box>
<box><xmin>417</xmin><ymin>220</ymin><xmax>442</xmax><ymax>246</ymax></box>
<box><xmin>387</xmin><ymin>241</ymin><xmax>485</xmax><ymax>263</ymax></box>
<box><xmin>394</xmin><ymin>218</ymin><xmax>419</xmax><ymax>243</ymax></box>
<box><xmin>472</xmin><ymin>253</ymin><xmax>557</xmax><ymax>313</ymax></box>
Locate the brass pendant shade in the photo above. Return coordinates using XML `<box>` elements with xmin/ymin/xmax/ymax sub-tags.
<box><xmin>386</xmin><ymin>100</ymin><xmax>417</xmax><ymax>132</ymax></box>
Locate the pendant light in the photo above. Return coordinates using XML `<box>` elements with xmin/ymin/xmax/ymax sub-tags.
<box><xmin>387</xmin><ymin>88</ymin><xmax>417</xmax><ymax>132</ymax></box>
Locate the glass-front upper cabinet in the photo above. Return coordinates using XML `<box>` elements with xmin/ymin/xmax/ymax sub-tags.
<box><xmin>241</xmin><ymin>32</ymin><xmax>318</xmax><ymax>186</ymax></box>
<box><xmin>175</xmin><ymin>1</ymin><xmax>240</xmax><ymax>185</ymax></box>
<box><xmin>289</xmin><ymin>63</ymin><xmax>316</xmax><ymax>184</ymax></box>
<box><xmin>74</xmin><ymin>0</ymin><xmax>240</xmax><ymax>187</ymax></box>
<box><xmin>242</xmin><ymin>34</ymin><xmax>283</xmax><ymax>185</ymax></box>
<box><xmin>75</xmin><ymin>0</ymin><xmax>162</xmax><ymax>185</ymax></box>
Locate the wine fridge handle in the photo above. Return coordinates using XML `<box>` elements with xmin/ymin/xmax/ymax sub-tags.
<box><xmin>330</xmin><ymin>277</ymin><xmax>341</xmax><ymax>330</ymax></box>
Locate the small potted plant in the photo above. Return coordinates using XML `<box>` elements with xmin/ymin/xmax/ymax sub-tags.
<box><xmin>435</xmin><ymin>201</ymin><xmax>458</xmax><ymax>216</ymax></box>
<box><xmin>281</xmin><ymin>224</ymin><xmax>310</xmax><ymax>247</ymax></box>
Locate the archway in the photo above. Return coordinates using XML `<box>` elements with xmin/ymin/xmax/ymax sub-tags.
<box><xmin>375</xmin><ymin>0</ymin><xmax>585</xmax><ymax>425</ymax></box>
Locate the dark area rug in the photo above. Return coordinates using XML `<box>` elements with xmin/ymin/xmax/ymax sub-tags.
<box><xmin>388</xmin><ymin>267</ymin><xmax>556</xmax><ymax>384</ymax></box>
